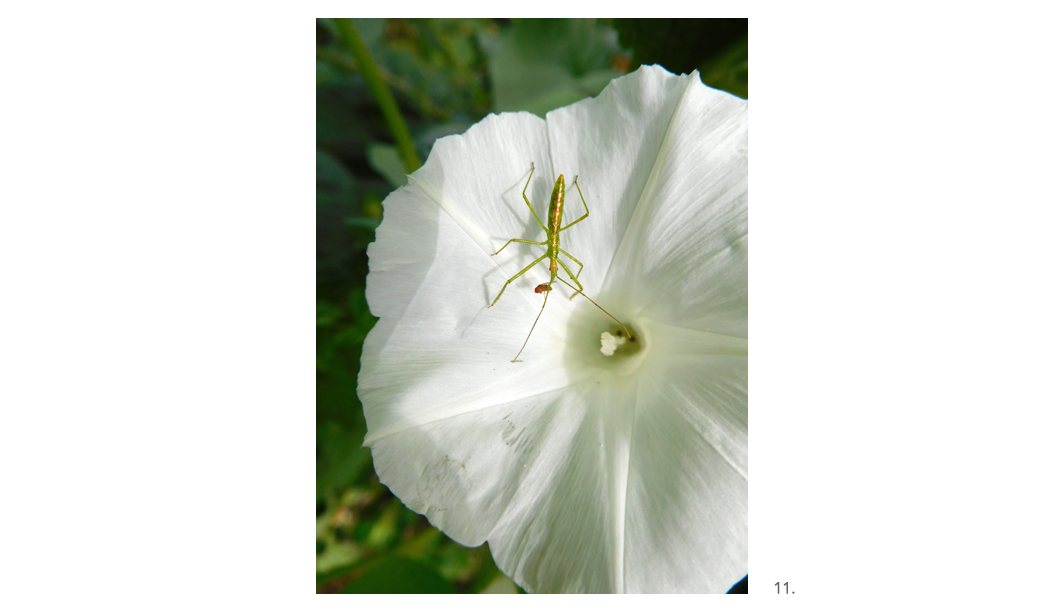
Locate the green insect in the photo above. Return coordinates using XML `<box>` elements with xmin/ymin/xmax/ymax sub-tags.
<box><xmin>489</xmin><ymin>162</ymin><xmax>631</xmax><ymax>362</ymax></box>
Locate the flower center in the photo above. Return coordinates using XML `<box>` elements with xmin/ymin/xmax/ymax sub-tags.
<box><xmin>563</xmin><ymin>302</ymin><xmax>648</xmax><ymax>376</ymax></box>
<box><xmin>600</xmin><ymin>328</ymin><xmax>640</xmax><ymax>357</ymax></box>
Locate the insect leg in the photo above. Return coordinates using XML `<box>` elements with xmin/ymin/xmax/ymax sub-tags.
<box><xmin>557</xmin><ymin>275</ymin><xmax>632</xmax><ymax>340</ymax></box>
<box><xmin>559</xmin><ymin>175</ymin><xmax>589</xmax><ymax>231</ymax></box>
<box><xmin>490</xmin><ymin>253</ymin><xmax>548</xmax><ymax>307</ymax></box>
<box><xmin>492</xmin><ymin>238</ymin><xmax>546</xmax><ymax>257</ymax></box>
<box><xmin>511</xmin><ymin>289</ymin><xmax>550</xmax><ymax>363</ymax></box>
<box><xmin>558</xmin><ymin>247</ymin><xmax>584</xmax><ymax>283</ymax></box>
<box><xmin>557</xmin><ymin>257</ymin><xmax>584</xmax><ymax>300</ymax></box>
<box><xmin>521</xmin><ymin>162</ymin><xmax>549</xmax><ymax>232</ymax></box>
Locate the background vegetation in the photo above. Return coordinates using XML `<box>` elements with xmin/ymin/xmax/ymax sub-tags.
<box><xmin>316</xmin><ymin>17</ymin><xmax>748</xmax><ymax>594</ymax></box>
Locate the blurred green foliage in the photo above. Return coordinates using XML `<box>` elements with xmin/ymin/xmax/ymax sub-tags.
<box><xmin>483</xmin><ymin>19</ymin><xmax>629</xmax><ymax>117</ymax></box>
<box><xmin>316</xmin><ymin>18</ymin><xmax>747</xmax><ymax>594</ymax></box>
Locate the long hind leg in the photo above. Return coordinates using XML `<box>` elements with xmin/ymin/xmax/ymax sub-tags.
<box><xmin>558</xmin><ymin>248</ymin><xmax>584</xmax><ymax>300</ymax></box>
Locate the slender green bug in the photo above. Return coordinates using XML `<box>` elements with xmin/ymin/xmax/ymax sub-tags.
<box><xmin>489</xmin><ymin>162</ymin><xmax>632</xmax><ymax>362</ymax></box>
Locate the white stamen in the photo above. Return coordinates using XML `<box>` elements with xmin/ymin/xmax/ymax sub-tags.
<box><xmin>600</xmin><ymin>331</ymin><xmax>627</xmax><ymax>356</ymax></box>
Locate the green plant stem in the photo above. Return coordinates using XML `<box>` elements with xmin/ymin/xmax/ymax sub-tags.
<box><xmin>334</xmin><ymin>19</ymin><xmax>421</xmax><ymax>174</ymax></box>
<box><xmin>317</xmin><ymin>48</ymin><xmax>450</xmax><ymax>121</ymax></box>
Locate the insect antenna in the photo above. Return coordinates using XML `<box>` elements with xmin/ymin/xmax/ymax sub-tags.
<box><xmin>512</xmin><ymin>285</ymin><xmax>551</xmax><ymax>362</ymax></box>
<box><xmin>558</xmin><ymin>278</ymin><xmax>632</xmax><ymax>340</ymax></box>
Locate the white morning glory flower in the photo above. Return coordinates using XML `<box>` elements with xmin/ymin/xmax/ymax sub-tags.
<box><xmin>358</xmin><ymin>65</ymin><xmax>747</xmax><ymax>593</ymax></box>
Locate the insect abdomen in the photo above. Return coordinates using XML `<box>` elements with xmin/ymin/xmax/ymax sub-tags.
<box><xmin>547</xmin><ymin>175</ymin><xmax>564</xmax><ymax>271</ymax></box>
<box><xmin>548</xmin><ymin>175</ymin><xmax>565</xmax><ymax>234</ymax></box>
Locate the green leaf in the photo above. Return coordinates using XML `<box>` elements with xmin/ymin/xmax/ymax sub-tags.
<box><xmin>367</xmin><ymin>143</ymin><xmax>408</xmax><ymax>188</ymax></box>
<box><xmin>394</xmin><ymin>525</ymin><xmax>443</xmax><ymax>560</ymax></box>
<box><xmin>316</xmin><ymin>150</ymin><xmax>357</xmax><ymax>207</ymax></box>
<box><xmin>575</xmin><ymin>68</ymin><xmax>622</xmax><ymax>95</ymax></box>
<box><xmin>341</xmin><ymin>556</ymin><xmax>455</xmax><ymax>594</ymax></box>
<box><xmin>316</xmin><ymin>58</ymin><xmax>344</xmax><ymax>86</ymax></box>
<box><xmin>467</xmin><ymin>545</ymin><xmax>501</xmax><ymax>593</ymax></box>
<box><xmin>343</xmin><ymin>217</ymin><xmax>381</xmax><ymax>231</ymax></box>
<box><xmin>316</xmin><ymin>85</ymin><xmax>375</xmax><ymax>153</ymax></box>
<box><xmin>365</xmin><ymin>499</ymin><xmax>400</xmax><ymax>550</ymax></box>
<box><xmin>317</xmin><ymin>301</ymin><xmax>344</xmax><ymax>328</ymax></box>
<box><xmin>316</xmin><ymin>560</ymin><xmax>361</xmax><ymax>586</ymax></box>
<box><xmin>317</xmin><ymin>541</ymin><xmax>362</xmax><ymax>574</ymax></box>
<box><xmin>316</xmin><ymin>288</ymin><xmax>376</xmax><ymax>413</ymax></box>
<box><xmin>348</xmin><ymin>288</ymin><xmax>378</xmax><ymax>341</ymax></box>
<box><xmin>482</xmin><ymin>19</ymin><xmax>626</xmax><ymax>116</ymax></box>
<box><xmin>352</xmin><ymin>18</ymin><xmax>386</xmax><ymax>47</ymax></box>
<box><xmin>316</xmin><ymin>351</ymin><xmax>364</xmax><ymax>427</ymax></box>
<box><xmin>317</xmin><ymin>422</ymin><xmax>371</xmax><ymax>502</ymax></box>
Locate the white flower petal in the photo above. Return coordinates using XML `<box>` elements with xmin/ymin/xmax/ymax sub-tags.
<box><xmin>359</xmin><ymin>66</ymin><xmax>749</xmax><ymax>593</ymax></box>
<box><xmin>405</xmin><ymin>112</ymin><xmax>551</xmax><ymax>265</ymax></box>
<box><xmin>608</xmin><ymin>71</ymin><xmax>747</xmax><ymax>335</ymax></box>
<box><xmin>487</xmin><ymin>375</ymin><xmax>640</xmax><ymax>592</ymax></box>
<box><xmin>624</xmin><ymin>343</ymin><xmax>748</xmax><ymax>592</ymax></box>
<box><xmin>368</xmin><ymin>376</ymin><xmax>639</xmax><ymax>592</ymax></box>
<box><xmin>361</xmin><ymin>113</ymin><xmax>599</xmax><ymax>444</ymax></box>
<box><xmin>365</xmin><ymin>385</ymin><xmax>580</xmax><ymax>548</ymax></box>
<box><xmin>548</xmin><ymin>65</ymin><xmax>748</xmax><ymax>335</ymax></box>
<box><xmin>543</xmin><ymin>65</ymin><xmax>693</xmax><ymax>300</ymax></box>
<box><xmin>361</xmin><ymin>181</ymin><xmax>584</xmax><ymax>445</ymax></box>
